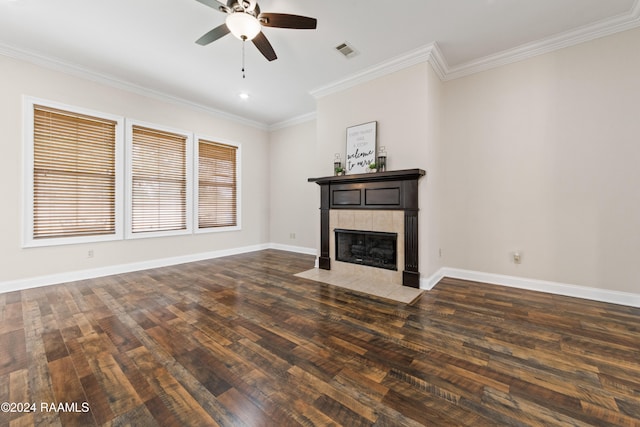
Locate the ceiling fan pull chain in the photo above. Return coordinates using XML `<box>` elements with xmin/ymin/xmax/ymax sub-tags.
<box><xmin>241</xmin><ymin>36</ymin><xmax>246</xmax><ymax>78</ymax></box>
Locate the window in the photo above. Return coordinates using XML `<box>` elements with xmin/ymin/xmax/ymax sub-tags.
<box><xmin>24</xmin><ymin>98</ymin><xmax>124</xmax><ymax>247</ymax></box>
<box><xmin>127</xmin><ymin>123</ymin><xmax>192</xmax><ymax>237</ymax></box>
<box><xmin>24</xmin><ymin>98</ymin><xmax>241</xmax><ymax>247</ymax></box>
<box><xmin>197</xmin><ymin>139</ymin><xmax>239</xmax><ymax>230</ymax></box>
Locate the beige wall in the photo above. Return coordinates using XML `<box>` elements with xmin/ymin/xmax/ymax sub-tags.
<box><xmin>268</xmin><ymin>119</ymin><xmax>318</xmax><ymax>250</ymax></box>
<box><xmin>441</xmin><ymin>27</ymin><xmax>640</xmax><ymax>294</ymax></box>
<box><xmin>0</xmin><ymin>55</ymin><xmax>270</xmax><ymax>284</ymax></box>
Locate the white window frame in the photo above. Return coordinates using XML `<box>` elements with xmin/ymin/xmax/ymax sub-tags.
<box><xmin>194</xmin><ymin>135</ymin><xmax>241</xmax><ymax>234</ymax></box>
<box><xmin>22</xmin><ymin>96</ymin><xmax>125</xmax><ymax>248</ymax></box>
<box><xmin>125</xmin><ymin>119</ymin><xmax>194</xmax><ymax>239</ymax></box>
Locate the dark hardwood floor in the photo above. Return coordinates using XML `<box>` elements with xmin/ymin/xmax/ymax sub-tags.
<box><xmin>1</xmin><ymin>250</ymin><xmax>639</xmax><ymax>426</ymax></box>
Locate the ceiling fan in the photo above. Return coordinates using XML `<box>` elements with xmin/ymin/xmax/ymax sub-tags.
<box><xmin>195</xmin><ymin>0</ymin><xmax>317</xmax><ymax>62</ymax></box>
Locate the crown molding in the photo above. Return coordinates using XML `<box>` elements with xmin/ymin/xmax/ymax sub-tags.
<box><xmin>0</xmin><ymin>42</ymin><xmax>269</xmax><ymax>131</ymax></box>
<box><xmin>308</xmin><ymin>0</ymin><xmax>640</xmax><ymax>92</ymax></box>
<box><xmin>443</xmin><ymin>0</ymin><xmax>640</xmax><ymax>80</ymax></box>
<box><xmin>268</xmin><ymin>111</ymin><xmax>316</xmax><ymax>131</ymax></box>
<box><xmin>310</xmin><ymin>43</ymin><xmax>443</xmax><ymax>99</ymax></box>
<box><xmin>424</xmin><ymin>41</ymin><xmax>447</xmax><ymax>81</ymax></box>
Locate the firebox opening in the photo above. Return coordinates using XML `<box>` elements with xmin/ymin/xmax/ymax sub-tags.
<box><xmin>335</xmin><ymin>229</ymin><xmax>397</xmax><ymax>271</ymax></box>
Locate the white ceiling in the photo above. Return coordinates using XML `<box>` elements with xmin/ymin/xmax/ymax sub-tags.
<box><xmin>1</xmin><ymin>0</ymin><xmax>638</xmax><ymax>127</ymax></box>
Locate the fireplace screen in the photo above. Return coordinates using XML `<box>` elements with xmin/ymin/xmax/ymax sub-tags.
<box><xmin>335</xmin><ymin>229</ymin><xmax>397</xmax><ymax>271</ymax></box>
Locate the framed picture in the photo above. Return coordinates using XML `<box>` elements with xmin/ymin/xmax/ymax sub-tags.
<box><xmin>345</xmin><ymin>121</ymin><xmax>377</xmax><ymax>174</ymax></box>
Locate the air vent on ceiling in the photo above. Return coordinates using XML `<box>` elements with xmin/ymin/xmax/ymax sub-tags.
<box><xmin>335</xmin><ymin>42</ymin><xmax>357</xmax><ymax>58</ymax></box>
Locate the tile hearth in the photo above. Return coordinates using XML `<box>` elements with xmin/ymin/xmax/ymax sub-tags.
<box><xmin>295</xmin><ymin>268</ymin><xmax>424</xmax><ymax>304</ymax></box>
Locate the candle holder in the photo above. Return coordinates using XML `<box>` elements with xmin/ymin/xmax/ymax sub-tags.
<box><xmin>334</xmin><ymin>153</ymin><xmax>344</xmax><ymax>175</ymax></box>
<box><xmin>377</xmin><ymin>146</ymin><xmax>387</xmax><ymax>172</ymax></box>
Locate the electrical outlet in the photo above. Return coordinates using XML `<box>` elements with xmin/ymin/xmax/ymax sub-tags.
<box><xmin>289</xmin><ymin>232</ymin><xmax>296</xmax><ymax>239</ymax></box>
<box><xmin>512</xmin><ymin>251</ymin><xmax>521</xmax><ymax>264</ymax></box>
<box><xmin>87</xmin><ymin>249</ymin><xmax>94</xmax><ymax>258</ymax></box>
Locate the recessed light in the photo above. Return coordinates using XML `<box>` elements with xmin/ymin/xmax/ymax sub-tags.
<box><xmin>239</xmin><ymin>92</ymin><xmax>249</xmax><ymax>100</ymax></box>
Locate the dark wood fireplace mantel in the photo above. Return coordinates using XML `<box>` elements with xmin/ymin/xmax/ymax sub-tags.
<box><xmin>308</xmin><ymin>169</ymin><xmax>425</xmax><ymax>288</ymax></box>
<box><xmin>308</xmin><ymin>169</ymin><xmax>425</xmax><ymax>185</ymax></box>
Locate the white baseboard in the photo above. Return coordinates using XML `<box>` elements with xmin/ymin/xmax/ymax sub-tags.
<box><xmin>3</xmin><ymin>247</ymin><xmax>638</xmax><ymax>308</ymax></box>
<box><xmin>0</xmin><ymin>243</ymin><xmax>320</xmax><ymax>294</ymax></box>
<box><xmin>421</xmin><ymin>270</ymin><xmax>447</xmax><ymax>291</ymax></box>
<box><xmin>423</xmin><ymin>267</ymin><xmax>640</xmax><ymax>308</ymax></box>
<box><xmin>0</xmin><ymin>244</ymin><xmax>272</xmax><ymax>294</ymax></box>
<box><xmin>267</xmin><ymin>243</ymin><xmax>318</xmax><ymax>256</ymax></box>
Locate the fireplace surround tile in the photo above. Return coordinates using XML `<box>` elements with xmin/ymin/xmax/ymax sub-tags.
<box><xmin>330</xmin><ymin>209</ymin><xmax>404</xmax><ymax>286</ymax></box>
<box><xmin>353</xmin><ymin>210</ymin><xmax>373</xmax><ymax>231</ymax></box>
<box><xmin>373</xmin><ymin>211</ymin><xmax>394</xmax><ymax>232</ymax></box>
<box><xmin>337</xmin><ymin>210</ymin><xmax>355</xmax><ymax>229</ymax></box>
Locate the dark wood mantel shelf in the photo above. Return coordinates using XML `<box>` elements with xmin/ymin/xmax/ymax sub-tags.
<box><xmin>309</xmin><ymin>169</ymin><xmax>426</xmax><ymax>288</ymax></box>
<box><xmin>308</xmin><ymin>168</ymin><xmax>425</xmax><ymax>185</ymax></box>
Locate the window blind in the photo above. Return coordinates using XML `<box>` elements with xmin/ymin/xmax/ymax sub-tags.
<box><xmin>131</xmin><ymin>125</ymin><xmax>187</xmax><ymax>233</ymax></box>
<box><xmin>33</xmin><ymin>105</ymin><xmax>117</xmax><ymax>239</ymax></box>
<box><xmin>198</xmin><ymin>140</ymin><xmax>237</xmax><ymax>228</ymax></box>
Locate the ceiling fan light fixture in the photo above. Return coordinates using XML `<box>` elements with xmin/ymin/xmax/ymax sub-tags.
<box><xmin>226</xmin><ymin>12</ymin><xmax>261</xmax><ymax>40</ymax></box>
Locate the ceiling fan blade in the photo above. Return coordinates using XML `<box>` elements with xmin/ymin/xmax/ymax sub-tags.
<box><xmin>259</xmin><ymin>13</ymin><xmax>317</xmax><ymax>29</ymax></box>
<box><xmin>252</xmin><ymin>31</ymin><xmax>277</xmax><ymax>61</ymax></box>
<box><xmin>195</xmin><ymin>0</ymin><xmax>227</xmax><ymax>10</ymax></box>
<box><xmin>196</xmin><ymin>24</ymin><xmax>230</xmax><ymax>45</ymax></box>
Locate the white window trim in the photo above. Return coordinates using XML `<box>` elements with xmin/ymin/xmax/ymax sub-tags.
<box><xmin>125</xmin><ymin>119</ymin><xmax>194</xmax><ymax>240</ymax></box>
<box><xmin>194</xmin><ymin>135</ymin><xmax>242</xmax><ymax>234</ymax></box>
<box><xmin>22</xmin><ymin>96</ymin><xmax>125</xmax><ymax>248</ymax></box>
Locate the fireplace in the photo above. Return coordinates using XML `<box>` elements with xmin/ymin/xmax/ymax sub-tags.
<box><xmin>335</xmin><ymin>229</ymin><xmax>397</xmax><ymax>271</ymax></box>
<box><xmin>309</xmin><ymin>169</ymin><xmax>425</xmax><ymax>288</ymax></box>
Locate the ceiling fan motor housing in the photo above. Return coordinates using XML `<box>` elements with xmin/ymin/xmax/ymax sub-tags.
<box><xmin>231</xmin><ymin>0</ymin><xmax>259</xmax><ymax>14</ymax></box>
